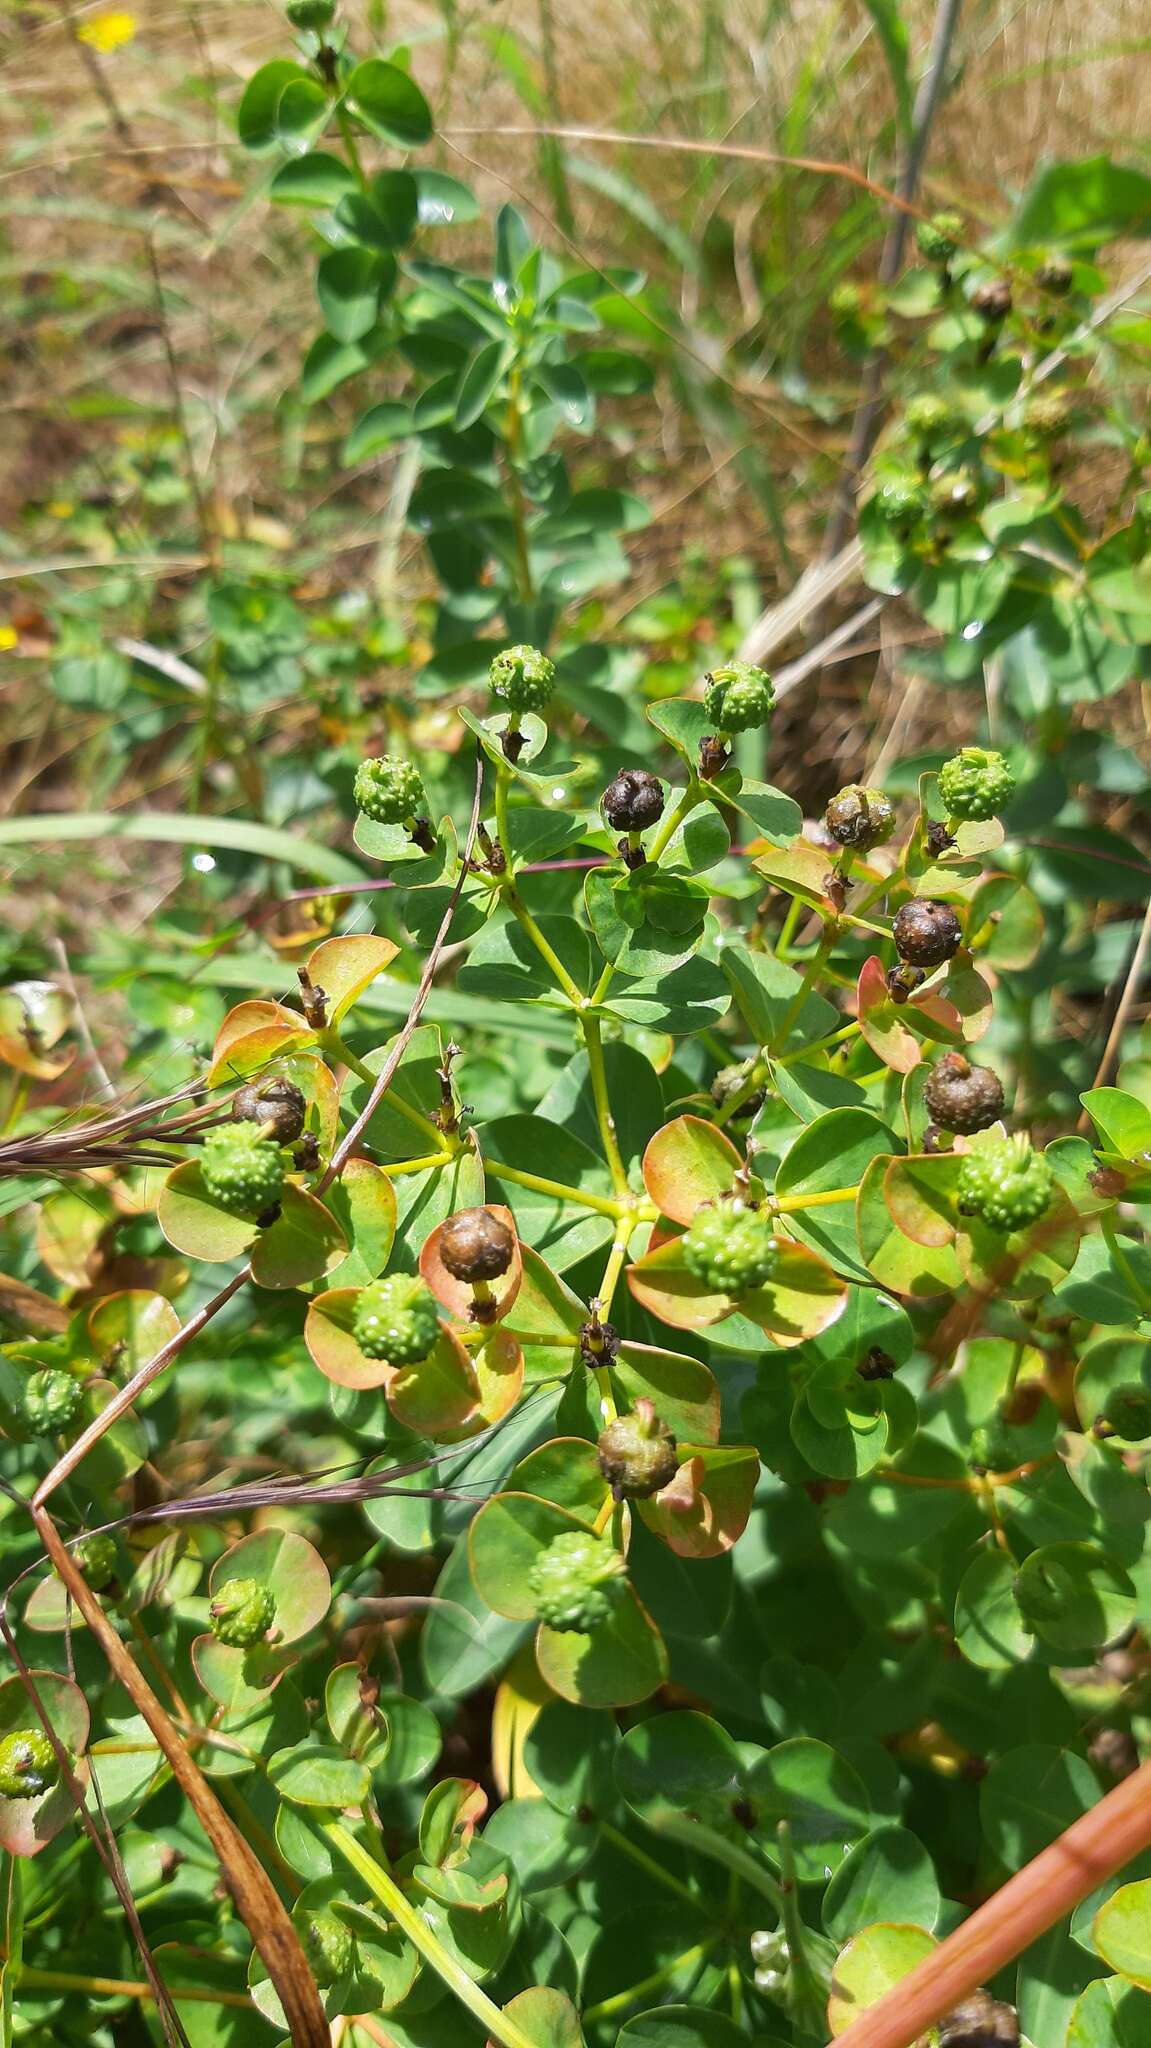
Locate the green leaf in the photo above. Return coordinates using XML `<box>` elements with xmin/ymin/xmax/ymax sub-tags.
<box><xmin>981</xmin><ymin>1745</ymin><xmax>1098</xmax><ymax>1870</ymax></box>
<box><xmin>336</xmin><ymin>170</ymin><xmax>419</xmax><ymax>250</ymax></box>
<box><xmin>1068</xmin><ymin>1976</ymin><xmax>1151</xmax><ymax>2047</ymax></box>
<box><xmin>268</xmin><ymin>1742</ymin><xmax>371</xmax><ymax>1808</ymax></box>
<box><xmin>270</xmin><ymin>151</ymin><xmax>356</xmax><ymax>207</ymax></box>
<box><xmin>1008</xmin><ymin>155</ymin><xmax>1151</xmax><ymax>250</ymax></box>
<box><xmin>822</xmin><ymin>1827</ymin><xmax>941</xmax><ymax>1942</ymax></box>
<box><xmin>343</xmin><ymin>401</ymin><xmax>414</xmax><ymax>462</ymax></box>
<box><xmin>828</xmin><ymin>1923</ymin><xmax>937</xmax><ymax>2036</ymax></box>
<box><xmin>745</xmin><ymin>1738</ymin><xmax>870</xmax><ymax>1882</ymax></box>
<box><xmin>1081</xmin><ymin>1088</ymin><xmax>1151</xmax><ymax>1159</ymax></box>
<box><xmin>721</xmin><ymin>942</ymin><xmax>838</xmax><ymax>1053</ymax></box>
<box><xmin>237</xmin><ymin>60</ymin><xmax>309</xmax><ymax>152</ymax></box>
<box><xmin>618</xmin><ymin>2009</ymin><xmax>752</xmax><ymax>2047</ymax></box>
<box><xmin>1092</xmin><ymin>1888</ymin><xmax>1151</xmax><ymax>1993</ymax></box>
<box><xmin>0</xmin><ymin>809</ymin><xmax>362</xmax><ymax>882</ymax></box>
<box><xmin>954</xmin><ymin>1547</ymin><xmax>1036</xmax><ymax>1671</ymax></box>
<box><xmin>317</xmin><ymin>247</ymin><xmax>394</xmax><ymax>342</ymax></box>
<box><xmin>536</xmin><ymin>1585</ymin><xmax>669</xmax><ymax>1709</ymax></box>
<box><xmin>301</xmin><ymin>330</ymin><xmax>371</xmax><ymax>402</ymax></box>
<box><xmin>416</xmin><ymin>170</ymin><xmax>481</xmax><ymax>226</ymax></box>
<box><xmin>1013</xmin><ymin>1541</ymin><xmax>1136</xmax><ymax>1653</ymax></box>
<box><xmin>860</xmin><ymin>0</ymin><xmax>912</xmax><ymax>138</ymax></box>
<box><xmin>344</xmin><ymin>59</ymin><xmax>433</xmax><ymax>147</ymax></box>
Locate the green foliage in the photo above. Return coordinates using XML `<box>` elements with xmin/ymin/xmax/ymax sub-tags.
<box><xmin>3</xmin><ymin>13</ymin><xmax>1151</xmax><ymax>2048</ymax></box>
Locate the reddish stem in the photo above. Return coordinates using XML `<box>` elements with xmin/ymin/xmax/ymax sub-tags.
<box><xmin>833</xmin><ymin>1754</ymin><xmax>1151</xmax><ymax>2046</ymax></box>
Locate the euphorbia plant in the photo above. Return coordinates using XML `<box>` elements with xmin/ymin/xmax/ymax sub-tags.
<box><xmin>5</xmin><ymin>626</ymin><xmax>1151</xmax><ymax>2046</ymax></box>
<box><xmin>5</xmin><ymin>27</ymin><xmax>1151</xmax><ymax>2044</ymax></box>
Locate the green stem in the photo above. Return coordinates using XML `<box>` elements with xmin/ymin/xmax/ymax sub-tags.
<box><xmin>325</xmin><ymin>1031</ymin><xmax>448</xmax><ymax>1150</ymax></box>
<box><xmin>599</xmin><ymin>1820</ymin><xmax>701</xmax><ymax>1909</ymax></box>
<box><xmin>776</xmin><ymin>1820</ymin><xmax>823</xmax><ymax>2032</ymax></box>
<box><xmin>774</xmin><ymin>894</ymin><xmax>804</xmax><ymax>960</ymax></box>
<box><xmin>645</xmin><ymin>1814</ymin><xmax>784</xmax><ymax>1913</ymax></box>
<box><xmin>1101</xmin><ymin>1214</ymin><xmax>1151</xmax><ymax>1311</ymax></box>
<box><xmin>385</xmin><ymin>1151</ymin><xmax>454</xmax><ymax>1177</ymax></box>
<box><xmin>17</xmin><ymin>1965</ymin><xmax>251</xmax><ymax>2006</ymax></box>
<box><xmin>323</xmin><ymin>1821</ymin><xmax>540</xmax><ymax>2048</ymax></box>
<box><xmin>495</xmin><ymin>764</ymin><xmax>514</xmax><ymax>867</ymax></box>
<box><xmin>770</xmin><ymin>929</ymin><xmax>837</xmax><ymax>1055</ymax></box>
<box><xmin>582</xmin><ymin>1939</ymin><xmax>719</xmax><ymax>2025</ymax></box>
<box><xmin>648</xmin><ymin>784</ymin><xmax>701</xmax><ymax>866</ymax></box>
<box><xmin>335</xmin><ymin>100</ymin><xmax>369</xmax><ymax>190</ymax></box>
<box><xmin>583</xmin><ymin>1013</ymin><xmax>629</xmax><ymax>1196</ymax></box>
<box><xmin>486</xmin><ymin>1157</ymin><xmax>624</xmax><ymax>1218</ymax></box>
<box><xmin>505</xmin><ymin>892</ymin><xmax>585</xmax><ymax>1006</ymax></box>
<box><xmin>777</xmin><ymin>1019</ymin><xmax>861</xmax><ymax>1066</ymax></box>
<box><xmin>774</xmin><ymin>1183</ymin><xmax>860</xmax><ymax>1213</ymax></box>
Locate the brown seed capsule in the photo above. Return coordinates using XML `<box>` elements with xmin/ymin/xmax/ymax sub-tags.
<box><xmin>601</xmin><ymin>769</ymin><xmax>665</xmax><ymax>833</ymax></box>
<box><xmin>824</xmin><ymin>784</ymin><xmax>896</xmax><ymax>851</ymax></box>
<box><xmin>937</xmin><ymin>1990</ymin><xmax>1020</xmax><ymax>2047</ymax></box>
<box><xmin>597</xmin><ymin>1399</ymin><xmax>679</xmax><ymax>1500</ymax></box>
<box><xmin>1035</xmin><ymin>255</ymin><xmax>1073</xmax><ymax>296</ymax></box>
<box><xmin>892</xmin><ymin>897</ymin><xmax>963</xmax><ymax>968</ymax></box>
<box><xmin>972</xmin><ymin>278</ymin><xmax>1013</xmax><ymax>323</ymax></box>
<box><xmin>439</xmin><ymin>1206</ymin><xmax>515</xmax><ymax>1282</ymax></box>
<box><xmin>232</xmin><ymin>1077</ymin><xmax>307</xmax><ymax>1145</ymax></box>
<box><xmin>923</xmin><ymin>1051</ymin><xmax>1005</xmax><ymax>1134</ymax></box>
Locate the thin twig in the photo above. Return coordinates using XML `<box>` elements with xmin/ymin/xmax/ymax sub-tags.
<box><xmin>1077</xmin><ymin>893</ymin><xmax>1151</xmax><ymax>1129</ymax></box>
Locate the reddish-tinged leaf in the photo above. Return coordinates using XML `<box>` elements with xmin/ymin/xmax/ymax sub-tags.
<box><xmin>305</xmin><ymin>1286</ymin><xmax>396</xmax><ymax>1389</ymax></box>
<box><xmin>856</xmin><ymin>956</ymin><xmax>962</xmax><ymax>1073</ymax></box>
<box><xmin>211</xmin><ymin>1530</ymin><xmax>331</xmax><ymax>1645</ymax></box>
<box><xmin>641</xmin><ymin>1115</ymin><xmax>743</xmax><ymax>1225</ymax></box>
<box><xmin>304</xmin><ymin>933</ymin><xmax>400</xmax><ymax>1026</ymax></box>
<box><xmin>626</xmin><ymin>1232</ymin><xmax>733</xmax><ymax>1331</ymax></box>
<box><xmin>323</xmin><ymin>1157</ymin><xmax>398</xmax><ymax>1287</ymax></box>
<box><xmin>857</xmin><ymin>1156</ymin><xmax>964</xmax><ymax>1295</ymax></box>
<box><xmin>420</xmin><ymin>1203</ymin><xmax>522</xmax><ymax>1321</ymax></box>
<box><xmin>638</xmin><ymin>1442</ymin><xmax>759</xmax><ymax>1557</ymax></box>
<box><xmin>883</xmin><ymin>1155</ymin><xmax>962</xmax><ymax>1248</ymax></box>
<box><xmin>87</xmin><ymin>1289</ymin><xmax>181</xmax><ymax>1372</ymax></box>
<box><xmin>248</xmin><ymin>1185</ymin><xmax>348</xmax><ymax>1289</ymax></box>
<box><xmin>956</xmin><ymin>1187</ymin><xmax>1082</xmax><ymax>1301</ymax></box>
<box><xmin>0</xmin><ymin>1671</ymin><xmax>90</xmax><ymax>1858</ymax></box>
<box><xmin>207</xmin><ymin>1001</ymin><xmax>312</xmax><ymax>1084</ymax></box>
<box><xmin>752</xmin><ymin>838</ymin><xmax>841</xmax><ymax>909</ymax></box>
<box><xmin>943</xmin><ymin>961</ymin><xmax>994</xmax><ymax>1041</ymax></box>
<box><xmin>742</xmin><ymin>1240</ymin><xmax>848</xmax><ymax>1345</ymax></box>
<box><xmin>157</xmin><ymin>1163</ymin><xmax>257</xmax><ymax>1263</ymax></box>
<box><xmin>628</xmin><ymin>1231</ymin><xmax>845</xmax><ymax>1345</ymax></box>
<box><xmin>438</xmin><ymin>1326</ymin><xmax>523</xmax><ymax>1439</ymax></box>
<box><xmin>388</xmin><ymin>1326</ymin><xmax>482</xmax><ymax>1436</ymax></box>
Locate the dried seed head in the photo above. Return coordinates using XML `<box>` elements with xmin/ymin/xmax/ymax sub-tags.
<box><xmin>892</xmin><ymin>898</ymin><xmax>963</xmax><ymax>968</ymax></box>
<box><xmin>601</xmin><ymin>769</ymin><xmax>665</xmax><ymax>833</ymax></box>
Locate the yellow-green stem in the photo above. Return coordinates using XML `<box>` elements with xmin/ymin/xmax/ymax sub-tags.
<box><xmin>494</xmin><ymin>764</ymin><xmax>514</xmax><ymax>867</ymax></box>
<box><xmin>487</xmin><ymin>1156</ymin><xmax>624</xmax><ymax>1218</ymax></box>
<box><xmin>583</xmin><ymin>1012</ymin><xmax>628</xmax><ymax>1196</ymax></box>
<box><xmin>505</xmin><ymin>892</ymin><xmax>585</xmax><ymax>1005</ymax></box>
<box><xmin>648</xmin><ymin>784</ymin><xmax>701</xmax><ymax>865</ymax></box>
<box><xmin>774</xmin><ymin>1184</ymin><xmax>859</xmax><ymax>1213</ymax></box>
<box><xmin>325</xmin><ymin>1032</ymin><xmax>448</xmax><ymax>1151</ymax></box>
<box><xmin>582</xmin><ymin>1939</ymin><xmax>718</xmax><ymax>2024</ymax></box>
<box><xmin>322</xmin><ymin>1821</ymin><xmax>541</xmax><ymax>2048</ymax></box>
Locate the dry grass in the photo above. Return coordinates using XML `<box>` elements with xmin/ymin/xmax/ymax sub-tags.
<box><xmin>0</xmin><ymin>0</ymin><xmax>1149</xmax><ymax>801</ymax></box>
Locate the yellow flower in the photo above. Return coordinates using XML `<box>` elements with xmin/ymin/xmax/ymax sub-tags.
<box><xmin>0</xmin><ymin>626</ymin><xmax>18</xmax><ymax>652</ymax></box>
<box><xmin>78</xmin><ymin>10</ymin><xmax>137</xmax><ymax>53</ymax></box>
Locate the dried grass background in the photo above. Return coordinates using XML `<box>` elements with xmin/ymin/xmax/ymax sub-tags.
<box><xmin>1</xmin><ymin>0</ymin><xmax>1150</xmax><ymax>811</ymax></box>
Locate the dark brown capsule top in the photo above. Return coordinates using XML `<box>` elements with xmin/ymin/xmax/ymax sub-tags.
<box><xmin>601</xmin><ymin>768</ymin><xmax>665</xmax><ymax>833</ymax></box>
<box><xmin>892</xmin><ymin>897</ymin><xmax>963</xmax><ymax>969</ymax></box>
<box><xmin>439</xmin><ymin>1206</ymin><xmax>516</xmax><ymax>1282</ymax></box>
<box><xmin>923</xmin><ymin>1051</ymin><xmax>1005</xmax><ymax>1134</ymax></box>
<box><xmin>232</xmin><ymin>1076</ymin><xmax>307</xmax><ymax>1145</ymax></box>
